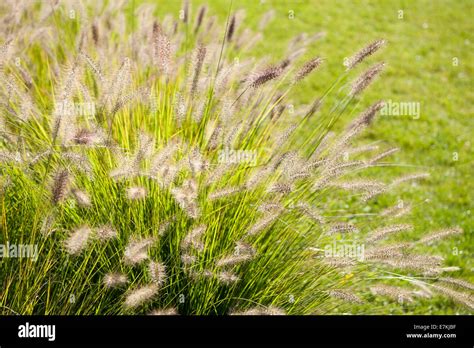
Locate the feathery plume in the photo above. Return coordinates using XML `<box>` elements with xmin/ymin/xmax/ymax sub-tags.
<box><xmin>103</xmin><ymin>272</ymin><xmax>128</xmax><ymax>288</ymax></box>
<box><xmin>274</xmin><ymin>124</ymin><xmax>297</xmax><ymax>149</ymax></box>
<box><xmin>181</xmin><ymin>0</ymin><xmax>189</xmax><ymax>24</ymax></box>
<box><xmin>64</xmin><ymin>225</ymin><xmax>92</xmax><ymax>255</ymax></box>
<box><xmin>80</xmin><ymin>52</ymin><xmax>103</xmax><ymax>82</ymax></box>
<box><xmin>124</xmin><ymin>237</ymin><xmax>154</xmax><ymax>265</ymax></box>
<box><xmin>91</xmin><ymin>22</ymin><xmax>99</xmax><ymax>46</ymax></box>
<box><xmin>348</xmin><ymin>101</ymin><xmax>385</xmax><ymax>129</ymax></box>
<box><xmin>310</xmin><ymin>131</ymin><xmax>334</xmax><ymax>160</ymax></box>
<box><xmin>216</xmin><ymin>243</ymin><xmax>255</xmax><ymax>267</ymax></box>
<box><xmin>344</xmin><ymin>39</ymin><xmax>386</xmax><ymax>70</ymax></box>
<box><xmin>249</xmin><ymin>66</ymin><xmax>282</xmax><ymax>88</ymax></box>
<box><xmin>174</xmin><ymin>92</ymin><xmax>186</xmax><ymax>124</ymax></box>
<box><xmin>208</xmin><ymin>186</ymin><xmax>243</xmax><ymax>201</ymax></box>
<box><xmin>156</xmin><ymin>31</ymin><xmax>171</xmax><ymax>75</ymax></box>
<box><xmin>181</xmin><ymin>254</ymin><xmax>196</xmax><ymax>265</ymax></box>
<box><xmin>148</xmin><ymin>261</ymin><xmax>167</xmax><ymax>286</ymax></box>
<box><xmin>126</xmin><ymin>186</ymin><xmax>147</xmax><ymax>200</ymax></box>
<box><xmin>227</xmin><ymin>14</ymin><xmax>236</xmax><ymax>42</ymax></box>
<box><xmin>350</xmin><ymin>62</ymin><xmax>385</xmax><ymax>96</ymax></box>
<box><xmin>194</xmin><ymin>5</ymin><xmax>207</xmax><ymax>33</ymax></box>
<box><xmin>181</xmin><ymin>225</ymin><xmax>206</xmax><ymax>251</ymax></box>
<box><xmin>158</xmin><ymin>216</ymin><xmax>176</xmax><ymax>236</ymax></box>
<box><xmin>40</xmin><ymin>212</ymin><xmax>56</xmax><ymax>236</ymax></box>
<box><xmin>51</xmin><ymin>169</ymin><xmax>70</xmax><ymax>205</ymax></box>
<box><xmin>124</xmin><ymin>284</ymin><xmax>159</xmax><ymax>309</ymax></box>
<box><xmin>246</xmin><ymin>211</ymin><xmax>283</xmax><ymax>236</ymax></box>
<box><xmin>431</xmin><ymin>285</ymin><xmax>474</xmax><ymax>310</ymax></box>
<box><xmin>439</xmin><ymin>277</ymin><xmax>474</xmax><ymax>291</ymax></box>
<box><xmin>378</xmin><ymin>255</ymin><xmax>444</xmax><ymax>273</ymax></box>
<box><xmin>190</xmin><ymin>44</ymin><xmax>206</xmax><ymax>95</ymax></box>
<box><xmin>295</xmin><ymin>202</ymin><xmax>325</xmax><ymax>224</ymax></box>
<box><xmin>391</xmin><ymin>173</ymin><xmax>429</xmax><ymax>186</ymax></box>
<box><xmin>217</xmin><ymin>271</ymin><xmax>240</xmax><ymax>285</ymax></box>
<box><xmin>95</xmin><ymin>225</ymin><xmax>117</xmax><ymax>242</ymax></box>
<box><xmin>370</xmin><ymin>284</ymin><xmax>414</xmax><ymax>303</ymax></box>
<box><xmin>329</xmin><ymin>290</ymin><xmax>364</xmax><ymax>304</ymax></box>
<box><xmin>257</xmin><ymin>202</ymin><xmax>284</xmax><ymax>213</ymax></box>
<box><xmin>72</xmin><ymin>128</ymin><xmax>101</xmax><ymax>146</ymax></box>
<box><xmin>366</xmin><ymin>147</ymin><xmax>399</xmax><ymax>165</ymax></box>
<box><xmin>364</xmin><ymin>243</ymin><xmax>410</xmax><ymax>260</ymax></box>
<box><xmin>366</xmin><ymin>224</ymin><xmax>413</xmax><ymax>243</ymax></box>
<box><xmin>61</xmin><ymin>152</ymin><xmax>93</xmax><ymax>176</ymax></box>
<box><xmin>267</xmin><ymin>182</ymin><xmax>293</xmax><ymax>195</ymax></box>
<box><xmin>345</xmin><ymin>144</ymin><xmax>380</xmax><ymax>156</ymax></box>
<box><xmin>294</xmin><ymin>57</ymin><xmax>323</xmax><ymax>82</ymax></box>
<box><xmin>71</xmin><ymin>188</ymin><xmax>91</xmax><ymax>208</ymax></box>
<box><xmin>418</xmin><ymin>227</ymin><xmax>463</xmax><ymax>244</ymax></box>
<box><xmin>149</xmin><ymin>308</ymin><xmax>178</xmax><ymax>315</ymax></box>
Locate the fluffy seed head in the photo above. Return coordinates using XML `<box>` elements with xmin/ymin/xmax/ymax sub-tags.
<box><xmin>418</xmin><ymin>227</ymin><xmax>463</xmax><ymax>245</ymax></box>
<box><xmin>126</xmin><ymin>186</ymin><xmax>147</xmax><ymax>200</ymax></box>
<box><xmin>370</xmin><ymin>284</ymin><xmax>414</xmax><ymax>303</ymax></box>
<box><xmin>439</xmin><ymin>277</ymin><xmax>474</xmax><ymax>291</ymax></box>
<box><xmin>344</xmin><ymin>39</ymin><xmax>386</xmax><ymax>70</ymax></box>
<box><xmin>51</xmin><ymin>169</ymin><xmax>70</xmax><ymax>205</ymax></box>
<box><xmin>217</xmin><ymin>271</ymin><xmax>240</xmax><ymax>285</ymax></box>
<box><xmin>194</xmin><ymin>5</ymin><xmax>207</xmax><ymax>33</ymax></box>
<box><xmin>348</xmin><ymin>101</ymin><xmax>385</xmax><ymax>129</ymax></box>
<box><xmin>103</xmin><ymin>272</ymin><xmax>128</xmax><ymax>288</ymax></box>
<box><xmin>148</xmin><ymin>261</ymin><xmax>167</xmax><ymax>286</ymax></box>
<box><xmin>181</xmin><ymin>225</ymin><xmax>206</xmax><ymax>251</ymax></box>
<box><xmin>350</xmin><ymin>62</ymin><xmax>385</xmax><ymax>96</ymax></box>
<box><xmin>247</xmin><ymin>211</ymin><xmax>283</xmax><ymax>237</ymax></box>
<box><xmin>71</xmin><ymin>188</ymin><xmax>91</xmax><ymax>208</ymax></box>
<box><xmin>149</xmin><ymin>308</ymin><xmax>178</xmax><ymax>315</ymax></box>
<box><xmin>227</xmin><ymin>14</ymin><xmax>236</xmax><ymax>42</ymax></box>
<box><xmin>366</xmin><ymin>224</ymin><xmax>413</xmax><ymax>243</ymax></box>
<box><xmin>294</xmin><ymin>57</ymin><xmax>323</xmax><ymax>82</ymax></box>
<box><xmin>64</xmin><ymin>225</ymin><xmax>92</xmax><ymax>255</ymax></box>
<box><xmin>124</xmin><ymin>237</ymin><xmax>154</xmax><ymax>265</ymax></box>
<box><xmin>216</xmin><ymin>252</ymin><xmax>254</xmax><ymax>267</ymax></box>
<box><xmin>329</xmin><ymin>289</ymin><xmax>364</xmax><ymax>304</ymax></box>
<box><xmin>124</xmin><ymin>284</ymin><xmax>159</xmax><ymax>309</ymax></box>
<box><xmin>249</xmin><ymin>66</ymin><xmax>282</xmax><ymax>88</ymax></box>
<box><xmin>95</xmin><ymin>225</ymin><xmax>117</xmax><ymax>241</ymax></box>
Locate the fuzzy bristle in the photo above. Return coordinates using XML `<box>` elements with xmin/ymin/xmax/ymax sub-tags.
<box><xmin>124</xmin><ymin>284</ymin><xmax>159</xmax><ymax>309</ymax></box>
<box><xmin>103</xmin><ymin>272</ymin><xmax>128</xmax><ymax>288</ymax></box>
<box><xmin>64</xmin><ymin>225</ymin><xmax>92</xmax><ymax>255</ymax></box>
<box><xmin>124</xmin><ymin>237</ymin><xmax>154</xmax><ymax>265</ymax></box>
<box><xmin>51</xmin><ymin>169</ymin><xmax>70</xmax><ymax>205</ymax></box>
<box><xmin>344</xmin><ymin>39</ymin><xmax>386</xmax><ymax>70</ymax></box>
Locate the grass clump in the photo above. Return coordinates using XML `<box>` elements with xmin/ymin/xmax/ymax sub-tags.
<box><xmin>0</xmin><ymin>1</ymin><xmax>472</xmax><ymax>315</ymax></box>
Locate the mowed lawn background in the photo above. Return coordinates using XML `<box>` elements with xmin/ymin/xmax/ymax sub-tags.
<box><xmin>142</xmin><ymin>0</ymin><xmax>473</xmax><ymax>314</ymax></box>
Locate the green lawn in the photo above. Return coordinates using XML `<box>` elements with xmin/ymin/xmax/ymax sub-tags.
<box><xmin>153</xmin><ymin>0</ymin><xmax>473</xmax><ymax>314</ymax></box>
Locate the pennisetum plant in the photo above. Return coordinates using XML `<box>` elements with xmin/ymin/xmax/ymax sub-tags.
<box><xmin>0</xmin><ymin>1</ymin><xmax>472</xmax><ymax>315</ymax></box>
